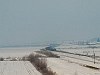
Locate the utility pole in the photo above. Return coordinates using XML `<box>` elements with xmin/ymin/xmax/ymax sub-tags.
<box><xmin>92</xmin><ymin>47</ymin><xmax>95</xmax><ymax>64</ymax></box>
<box><xmin>94</xmin><ymin>52</ymin><xmax>95</xmax><ymax>64</ymax></box>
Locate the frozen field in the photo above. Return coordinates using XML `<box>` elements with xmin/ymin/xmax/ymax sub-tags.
<box><xmin>0</xmin><ymin>61</ymin><xmax>41</xmax><ymax>75</ymax></box>
<box><xmin>47</xmin><ymin>58</ymin><xmax>100</xmax><ymax>75</ymax></box>
<box><xmin>56</xmin><ymin>45</ymin><xmax>100</xmax><ymax>56</ymax></box>
<box><xmin>0</xmin><ymin>47</ymin><xmax>43</xmax><ymax>57</ymax></box>
<box><xmin>0</xmin><ymin>46</ymin><xmax>100</xmax><ymax>75</ymax></box>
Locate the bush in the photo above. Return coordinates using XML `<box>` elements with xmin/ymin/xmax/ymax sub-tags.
<box><xmin>28</xmin><ymin>53</ymin><xmax>42</xmax><ymax>62</ymax></box>
<box><xmin>36</xmin><ymin>50</ymin><xmax>60</xmax><ymax>58</ymax></box>
<box><xmin>11</xmin><ymin>58</ymin><xmax>17</xmax><ymax>61</ymax></box>
<box><xmin>0</xmin><ymin>57</ymin><xmax>4</xmax><ymax>61</ymax></box>
<box><xmin>28</xmin><ymin>53</ymin><xmax>57</xmax><ymax>75</ymax></box>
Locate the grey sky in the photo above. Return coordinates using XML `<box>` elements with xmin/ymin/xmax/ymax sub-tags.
<box><xmin>0</xmin><ymin>0</ymin><xmax>100</xmax><ymax>45</ymax></box>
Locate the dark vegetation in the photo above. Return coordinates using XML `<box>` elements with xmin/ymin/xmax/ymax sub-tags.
<box><xmin>36</xmin><ymin>50</ymin><xmax>60</xmax><ymax>58</ymax></box>
<box><xmin>27</xmin><ymin>53</ymin><xmax>57</xmax><ymax>75</ymax></box>
<box><xmin>0</xmin><ymin>57</ymin><xmax>4</xmax><ymax>61</ymax></box>
<box><xmin>0</xmin><ymin>53</ymin><xmax>57</xmax><ymax>75</ymax></box>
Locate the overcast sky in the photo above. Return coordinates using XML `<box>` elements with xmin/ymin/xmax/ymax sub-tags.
<box><xmin>0</xmin><ymin>0</ymin><xmax>100</xmax><ymax>45</ymax></box>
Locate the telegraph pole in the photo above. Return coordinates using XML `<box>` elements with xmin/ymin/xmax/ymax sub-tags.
<box><xmin>93</xmin><ymin>52</ymin><xmax>95</xmax><ymax>64</ymax></box>
<box><xmin>92</xmin><ymin>47</ymin><xmax>95</xmax><ymax>64</ymax></box>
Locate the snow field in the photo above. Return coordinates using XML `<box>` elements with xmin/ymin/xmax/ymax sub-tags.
<box><xmin>47</xmin><ymin>58</ymin><xmax>100</xmax><ymax>75</ymax></box>
<box><xmin>0</xmin><ymin>61</ymin><xmax>41</xmax><ymax>75</ymax></box>
<box><xmin>0</xmin><ymin>47</ymin><xmax>42</xmax><ymax>57</ymax></box>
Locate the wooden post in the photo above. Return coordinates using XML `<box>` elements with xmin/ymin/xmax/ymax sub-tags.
<box><xmin>94</xmin><ymin>52</ymin><xmax>95</xmax><ymax>64</ymax></box>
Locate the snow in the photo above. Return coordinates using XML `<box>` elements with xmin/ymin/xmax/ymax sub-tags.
<box><xmin>0</xmin><ymin>47</ymin><xmax>42</xmax><ymax>57</ymax></box>
<box><xmin>0</xmin><ymin>46</ymin><xmax>100</xmax><ymax>75</ymax></box>
<box><xmin>47</xmin><ymin>44</ymin><xmax>100</xmax><ymax>75</ymax></box>
<box><xmin>0</xmin><ymin>61</ymin><xmax>41</xmax><ymax>75</ymax></box>
<box><xmin>56</xmin><ymin>45</ymin><xmax>100</xmax><ymax>56</ymax></box>
<box><xmin>47</xmin><ymin>58</ymin><xmax>100</xmax><ymax>75</ymax></box>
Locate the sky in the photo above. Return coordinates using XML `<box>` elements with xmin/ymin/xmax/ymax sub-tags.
<box><xmin>0</xmin><ymin>0</ymin><xmax>100</xmax><ymax>46</ymax></box>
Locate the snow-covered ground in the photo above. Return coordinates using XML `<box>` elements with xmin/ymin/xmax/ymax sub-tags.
<box><xmin>0</xmin><ymin>46</ymin><xmax>100</xmax><ymax>75</ymax></box>
<box><xmin>0</xmin><ymin>61</ymin><xmax>41</xmax><ymax>75</ymax></box>
<box><xmin>0</xmin><ymin>47</ymin><xmax>42</xmax><ymax>57</ymax></box>
<box><xmin>47</xmin><ymin>58</ymin><xmax>100</xmax><ymax>75</ymax></box>
<box><xmin>53</xmin><ymin>51</ymin><xmax>100</xmax><ymax>63</ymax></box>
<box><xmin>56</xmin><ymin>45</ymin><xmax>100</xmax><ymax>56</ymax></box>
<box><xmin>46</xmin><ymin>44</ymin><xmax>100</xmax><ymax>75</ymax></box>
